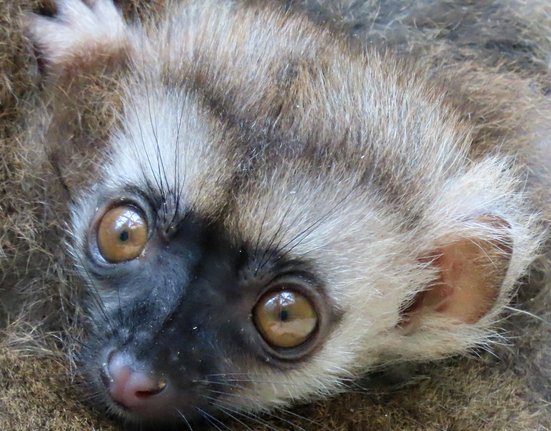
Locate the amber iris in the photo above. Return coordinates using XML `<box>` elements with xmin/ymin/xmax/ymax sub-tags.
<box><xmin>254</xmin><ymin>289</ymin><xmax>318</xmax><ymax>349</ymax></box>
<box><xmin>97</xmin><ymin>205</ymin><xmax>148</xmax><ymax>263</ymax></box>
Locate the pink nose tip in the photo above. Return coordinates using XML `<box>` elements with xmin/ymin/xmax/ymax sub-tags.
<box><xmin>105</xmin><ymin>351</ymin><xmax>167</xmax><ymax>409</ymax></box>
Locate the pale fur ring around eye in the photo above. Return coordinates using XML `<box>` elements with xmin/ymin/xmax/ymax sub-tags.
<box><xmin>253</xmin><ymin>288</ymin><xmax>318</xmax><ymax>349</ymax></box>
<box><xmin>97</xmin><ymin>205</ymin><xmax>148</xmax><ymax>263</ymax></box>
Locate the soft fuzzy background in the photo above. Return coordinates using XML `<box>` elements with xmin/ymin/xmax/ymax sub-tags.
<box><xmin>1</xmin><ymin>1</ymin><xmax>551</xmax><ymax>430</ymax></box>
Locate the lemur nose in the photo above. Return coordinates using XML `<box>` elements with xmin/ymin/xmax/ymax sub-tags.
<box><xmin>104</xmin><ymin>350</ymin><xmax>167</xmax><ymax>409</ymax></box>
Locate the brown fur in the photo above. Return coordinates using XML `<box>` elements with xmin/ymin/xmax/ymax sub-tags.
<box><xmin>1</xmin><ymin>0</ymin><xmax>550</xmax><ymax>429</ymax></box>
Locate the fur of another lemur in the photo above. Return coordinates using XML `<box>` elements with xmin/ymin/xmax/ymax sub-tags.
<box><xmin>1</xmin><ymin>0</ymin><xmax>551</xmax><ymax>430</ymax></box>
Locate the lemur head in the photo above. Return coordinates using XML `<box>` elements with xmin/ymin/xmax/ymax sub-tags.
<box><xmin>28</xmin><ymin>0</ymin><xmax>542</xmax><ymax>426</ymax></box>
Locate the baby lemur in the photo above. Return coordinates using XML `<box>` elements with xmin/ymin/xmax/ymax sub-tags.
<box><xmin>24</xmin><ymin>0</ymin><xmax>551</xmax><ymax>428</ymax></box>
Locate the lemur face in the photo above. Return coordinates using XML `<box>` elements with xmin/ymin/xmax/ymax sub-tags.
<box><xmin>28</xmin><ymin>0</ymin><xmax>544</xmax><ymax>426</ymax></box>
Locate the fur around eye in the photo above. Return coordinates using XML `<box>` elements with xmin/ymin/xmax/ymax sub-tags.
<box><xmin>97</xmin><ymin>205</ymin><xmax>148</xmax><ymax>263</ymax></box>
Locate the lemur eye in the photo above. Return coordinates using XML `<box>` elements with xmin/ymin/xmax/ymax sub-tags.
<box><xmin>97</xmin><ymin>205</ymin><xmax>148</xmax><ymax>263</ymax></box>
<box><xmin>253</xmin><ymin>288</ymin><xmax>318</xmax><ymax>349</ymax></box>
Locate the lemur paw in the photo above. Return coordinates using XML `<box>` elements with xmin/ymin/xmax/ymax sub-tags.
<box><xmin>27</xmin><ymin>0</ymin><xmax>129</xmax><ymax>75</ymax></box>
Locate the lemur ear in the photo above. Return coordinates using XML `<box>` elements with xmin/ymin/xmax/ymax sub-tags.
<box><xmin>402</xmin><ymin>216</ymin><xmax>513</xmax><ymax>329</ymax></box>
<box><xmin>26</xmin><ymin>0</ymin><xmax>130</xmax><ymax>79</ymax></box>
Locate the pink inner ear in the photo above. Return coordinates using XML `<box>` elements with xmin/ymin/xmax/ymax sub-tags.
<box><xmin>400</xmin><ymin>220</ymin><xmax>512</xmax><ymax>329</ymax></box>
<box><xmin>428</xmin><ymin>241</ymin><xmax>501</xmax><ymax>323</ymax></box>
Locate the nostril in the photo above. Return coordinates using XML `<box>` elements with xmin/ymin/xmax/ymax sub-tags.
<box><xmin>103</xmin><ymin>349</ymin><xmax>168</xmax><ymax>408</ymax></box>
<box><xmin>135</xmin><ymin>378</ymin><xmax>167</xmax><ymax>398</ymax></box>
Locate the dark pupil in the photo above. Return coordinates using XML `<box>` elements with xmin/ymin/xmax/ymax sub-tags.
<box><xmin>119</xmin><ymin>230</ymin><xmax>129</xmax><ymax>242</ymax></box>
<box><xmin>279</xmin><ymin>309</ymin><xmax>289</xmax><ymax>322</ymax></box>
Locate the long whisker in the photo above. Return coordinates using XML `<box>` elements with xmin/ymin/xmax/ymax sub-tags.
<box><xmin>203</xmin><ymin>388</ymin><xmax>311</xmax><ymax>431</ymax></box>
<box><xmin>70</xmin><ymin>250</ymin><xmax>116</xmax><ymax>333</ymax></box>
<box><xmin>206</xmin><ymin>401</ymin><xmax>254</xmax><ymax>431</ymax></box>
<box><xmin>195</xmin><ymin>407</ymin><xmax>230</xmax><ymax>431</ymax></box>
<box><xmin>175</xmin><ymin>408</ymin><xmax>194</xmax><ymax>431</ymax></box>
<box><xmin>202</xmin><ymin>396</ymin><xmax>281</xmax><ymax>431</ymax></box>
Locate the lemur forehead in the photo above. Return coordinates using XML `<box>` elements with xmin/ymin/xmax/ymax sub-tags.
<box><xmin>99</xmin><ymin>82</ymin><xmax>238</xmax><ymax>218</ymax></box>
